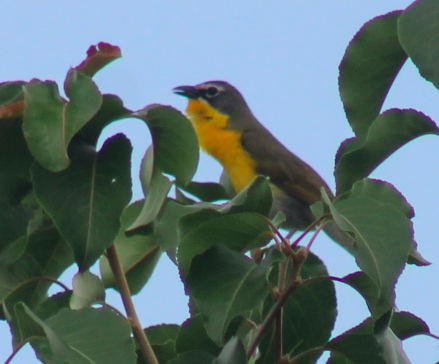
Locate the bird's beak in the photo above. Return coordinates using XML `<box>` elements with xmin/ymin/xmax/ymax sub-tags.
<box><xmin>172</xmin><ymin>85</ymin><xmax>200</xmax><ymax>99</ymax></box>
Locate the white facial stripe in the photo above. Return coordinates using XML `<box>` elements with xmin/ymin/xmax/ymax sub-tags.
<box><xmin>197</xmin><ymin>83</ymin><xmax>225</xmax><ymax>92</ymax></box>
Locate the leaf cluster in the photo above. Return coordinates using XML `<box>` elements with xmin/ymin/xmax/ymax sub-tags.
<box><xmin>1</xmin><ymin>1</ymin><xmax>439</xmax><ymax>363</ymax></box>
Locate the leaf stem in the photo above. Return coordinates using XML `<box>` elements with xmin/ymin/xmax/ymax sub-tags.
<box><xmin>25</xmin><ymin>276</ymin><xmax>70</xmax><ymax>292</ymax></box>
<box><xmin>105</xmin><ymin>244</ymin><xmax>159</xmax><ymax>364</ymax></box>
<box><xmin>305</xmin><ymin>224</ymin><xmax>324</xmax><ymax>251</ymax></box>
<box><xmin>290</xmin><ymin>215</ymin><xmax>326</xmax><ymax>249</ymax></box>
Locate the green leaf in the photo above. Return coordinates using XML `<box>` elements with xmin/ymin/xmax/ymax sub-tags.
<box><xmin>167</xmin><ymin>350</ymin><xmax>215</xmax><ymax>364</ymax></box>
<box><xmin>181</xmin><ymin>181</ymin><xmax>229</xmax><ymax>202</ymax></box>
<box><xmin>157</xmin><ymin>200</ymin><xmax>216</xmax><ymax>261</ymax></box>
<box><xmin>78</xmin><ymin>94</ymin><xmax>131</xmax><ymax>146</ymax></box>
<box><xmin>25</xmin><ymin>227</ymin><xmax>74</xmax><ymax>302</ymax></box>
<box><xmin>186</xmin><ymin>246</ymin><xmax>282</xmax><ymax>345</ymax></box>
<box><xmin>0</xmin><ymin>202</ymin><xmax>33</xmax><ymax>252</ymax></box>
<box><xmin>339</xmin><ymin>11</ymin><xmax>407</xmax><ymax>138</ymax></box>
<box><xmin>330</xmin><ymin>191</ymin><xmax>412</xmax><ymax>316</ymax></box>
<box><xmin>0</xmin><ymin>236</ymin><xmax>28</xmax><ymax>264</ymax></box>
<box><xmin>342</xmin><ymin>272</ymin><xmax>380</xmax><ymax>315</ymax></box>
<box><xmin>347</xmin><ymin>179</ymin><xmax>414</xmax><ymax>218</ymax></box>
<box><xmin>1</xmin><ymin>227</ymin><xmax>73</xmax><ymax>316</ymax></box>
<box><xmin>23</xmin><ymin>72</ymin><xmax>102</xmax><ymax>172</ymax></box>
<box><xmin>326</xmin><ymin>317</ymin><xmax>385</xmax><ymax>364</ymax></box>
<box><xmin>178</xmin><ymin>209</ymin><xmax>223</xmax><ymax>239</ymax></box>
<box><xmin>32</xmin><ymin>135</ymin><xmax>132</xmax><ymax>271</ymax></box>
<box><xmin>146</xmin><ymin>323</ymin><xmax>180</xmax><ymax>345</ymax></box>
<box><xmin>0</xmin><ymin>81</ymin><xmax>26</xmax><ymax>107</ymax></box>
<box><xmin>11</xmin><ymin>296</ymin><xmax>71</xmax><ymax>361</ymax></box>
<box><xmin>214</xmin><ymin>337</ymin><xmax>246</xmax><ymax>364</ymax></box>
<box><xmin>100</xmin><ymin>200</ymin><xmax>161</xmax><ymax>295</ymax></box>
<box><xmin>344</xmin><ymin>179</ymin><xmax>429</xmax><ymax>266</ymax></box>
<box><xmin>140</xmin><ymin>324</ymin><xmax>180</xmax><ymax>364</ymax></box>
<box><xmin>70</xmin><ymin>271</ymin><xmax>105</xmax><ymax>309</ymax></box>
<box><xmin>175</xmin><ymin>314</ymin><xmax>220</xmax><ymax>355</ymax></box>
<box><xmin>374</xmin><ymin>311</ymin><xmax>412</xmax><ymax>364</ymax></box>
<box><xmin>256</xmin><ymin>250</ymin><xmax>335</xmax><ymax>363</ymax></box>
<box><xmin>221</xmin><ymin>176</ymin><xmax>273</xmax><ymax>217</ymax></box>
<box><xmin>0</xmin><ymin>117</ymin><xmax>34</xmax><ymax>180</ymax></box>
<box><xmin>128</xmin><ymin>146</ymin><xmax>173</xmax><ymax>230</ymax></box>
<box><xmin>0</xmin><ymin>175</ymin><xmax>32</xmax><ymax>206</ymax></box>
<box><xmin>0</xmin><ymin>254</ymin><xmax>42</xmax><ymax>305</ymax></box>
<box><xmin>390</xmin><ymin>311</ymin><xmax>430</xmax><ymax>340</ymax></box>
<box><xmin>14</xmin><ymin>302</ymin><xmax>46</xmax><ymax>342</ymax></box>
<box><xmin>23</xmin><ymin>306</ymin><xmax>136</xmax><ymax>364</ymax></box>
<box><xmin>326</xmin><ymin>334</ymin><xmax>385</xmax><ymax>364</ymax></box>
<box><xmin>178</xmin><ymin>212</ymin><xmax>272</xmax><ymax>277</ymax></box>
<box><xmin>134</xmin><ymin>104</ymin><xmax>199</xmax><ymax>186</ymax></box>
<box><xmin>158</xmin><ymin>176</ymin><xmax>272</xmax><ymax>263</ymax></box>
<box><xmin>12</xmin><ymin>303</ymin><xmax>66</xmax><ymax>364</ymax></box>
<box><xmin>278</xmin><ymin>251</ymin><xmax>336</xmax><ymax>362</ymax></box>
<box><xmin>335</xmin><ymin>109</ymin><xmax>439</xmax><ymax>194</ymax></box>
<box><xmin>327</xmin><ymin>313</ymin><xmax>417</xmax><ymax>364</ymax></box>
<box><xmin>35</xmin><ymin>291</ymin><xmax>73</xmax><ymax>320</ymax></box>
<box><xmin>398</xmin><ymin>0</ymin><xmax>439</xmax><ymax>89</ymax></box>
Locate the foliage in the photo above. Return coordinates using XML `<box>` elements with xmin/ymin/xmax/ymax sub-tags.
<box><xmin>0</xmin><ymin>1</ymin><xmax>439</xmax><ymax>363</ymax></box>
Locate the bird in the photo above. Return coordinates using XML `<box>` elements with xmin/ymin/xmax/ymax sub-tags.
<box><xmin>173</xmin><ymin>80</ymin><xmax>353</xmax><ymax>251</ymax></box>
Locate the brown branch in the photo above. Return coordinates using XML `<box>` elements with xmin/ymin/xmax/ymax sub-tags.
<box><xmin>105</xmin><ymin>244</ymin><xmax>159</xmax><ymax>364</ymax></box>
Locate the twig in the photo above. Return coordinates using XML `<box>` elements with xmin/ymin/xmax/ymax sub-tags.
<box><xmin>106</xmin><ymin>244</ymin><xmax>159</xmax><ymax>364</ymax></box>
<box><xmin>275</xmin><ymin>310</ymin><xmax>283</xmax><ymax>363</ymax></box>
<box><xmin>246</xmin><ymin>275</ymin><xmax>299</xmax><ymax>359</ymax></box>
<box><xmin>290</xmin><ymin>215</ymin><xmax>326</xmax><ymax>249</ymax></box>
<box><xmin>305</xmin><ymin>223</ymin><xmax>324</xmax><ymax>251</ymax></box>
<box><xmin>274</xmin><ymin>256</ymin><xmax>290</xmax><ymax>363</ymax></box>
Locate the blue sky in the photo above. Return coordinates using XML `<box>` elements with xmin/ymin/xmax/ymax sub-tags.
<box><xmin>1</xmin><ymin>1</ymin><xmax>438</xmax><ymax>363</ymax></box>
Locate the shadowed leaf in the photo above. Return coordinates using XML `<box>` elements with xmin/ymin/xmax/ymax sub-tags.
<box><xmin>329</xmin><ymin>184</ymin><xmax>412</xmax><ymax>316</ymax></box>
<box><xmin>32</xmin><ymin>135</ymin><xmax>132</xmax><ymax>271</ymax></box>
<box><xmin>100</xmin><ymin>200</ymin><xmax>161</xmax><ymax>295</ymax></box>
<box><xmin>134</xmin><ymin>104</ymin><xmax>199</xmax><ymax>186</ymax></box>
<box><xmin>335</xmin><ymin>109</ymin><xmax>438</xmax><ymax>194</ymax></box>
<box><xmin>399</xmin><ymin>0</ymin><xmax>439</xmax><ymax>89</ymax></box>
<box><xmin>178</xmin><ymin>212</ymin><xmax>272</xmax><ymax>277</ymax></box>
<box><xmin>23</xmin><ymin>306</ymin><xmax>136</xmax><ymax>364</ymax></box>
<box><xmin>23</xmin><ymin>71</ymin><xmax>102</xmax><ymax>171</ymax></box>
<box><xmin>339</xmin><ymin>11</ymin><xmax>406</xmax><ymax>138</ymax></box>
<box><xmin>186</xmin><ymin>246</ymin><xmax>283</xmax><ymax>345</ymax></box>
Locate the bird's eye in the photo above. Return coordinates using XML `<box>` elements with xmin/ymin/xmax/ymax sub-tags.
<box><xmin>205</xmin><ymin>86</ymin><xmax>220</xmax><ymax>98</ymax></box>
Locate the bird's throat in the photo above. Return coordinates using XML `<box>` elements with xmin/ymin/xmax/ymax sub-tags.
<box><xmin>185</xmin><ymin>99</ymin><xmax>257</xmax><ymax>192</ymax></box>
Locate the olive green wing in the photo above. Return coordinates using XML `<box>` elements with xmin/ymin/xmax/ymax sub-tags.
<box><xmin>240</xmin><ymin>126</ymin><xmax>334</xmax><ymax>205</ymax></box>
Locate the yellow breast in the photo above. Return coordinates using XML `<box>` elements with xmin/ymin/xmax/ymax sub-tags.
<box><xmin>185</xmin><ymin>98</ymin><xmax>256</xmax><ymax>192</ymax></box>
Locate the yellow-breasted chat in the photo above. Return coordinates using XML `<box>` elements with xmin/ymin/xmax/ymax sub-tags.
<box><xmin>173</xmin><ymin>80</ymin><xmax>352</xmax><ymax>250</ymax></box>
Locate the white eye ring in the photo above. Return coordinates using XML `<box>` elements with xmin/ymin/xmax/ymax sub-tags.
<box><xmin>205</xmin><ymin>86</ymin><xmax>220</xmax><ymax>98</ymax></box>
